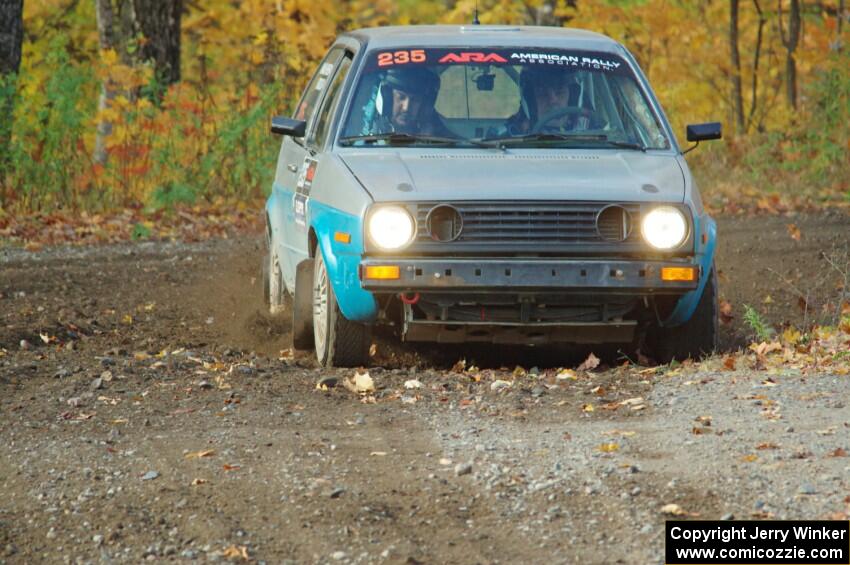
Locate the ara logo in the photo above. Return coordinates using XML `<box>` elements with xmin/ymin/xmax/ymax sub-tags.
<box><xmin>438</xmin><ymin>52</ymin><xmax>508</xmax><ymax>64</ymax></box>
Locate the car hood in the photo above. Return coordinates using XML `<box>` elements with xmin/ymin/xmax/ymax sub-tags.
<box><xmin>339</xmin><ymin>150</ymin><xmax>685</xmax><ymax>203</ymax></box>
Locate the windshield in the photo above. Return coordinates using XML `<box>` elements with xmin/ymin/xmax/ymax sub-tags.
<box><xmin>340</xmin><ymin>48</ymin><xmax>670</xmax><ymax>150</ymax></box>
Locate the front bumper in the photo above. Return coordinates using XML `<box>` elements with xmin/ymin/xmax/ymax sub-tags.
<box><xmin>359</xmin><ymin>258</ymin><xmax>700</xmax><ymax>293</ymax></box>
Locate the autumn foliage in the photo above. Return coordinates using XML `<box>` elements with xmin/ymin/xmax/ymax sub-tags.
<box><xmin>0</xmin><ymin>0</ymin><xmax>848</xmax><ymax>217</ymax></box>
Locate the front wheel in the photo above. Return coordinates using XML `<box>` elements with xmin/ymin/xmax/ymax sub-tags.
<box><xmin>651</xmin><ymin>265</ymin><xmax>718</xmax><ymax>363</ymax></box>
<box><xmin>312</xmin><ymin>251</ymin><xmax>371</xmax><ymax>368</ymax></box>
<box><xmin>265</xmin><ymin>245</ymin><xmax>287</xmax><ymax>316</ymax></box>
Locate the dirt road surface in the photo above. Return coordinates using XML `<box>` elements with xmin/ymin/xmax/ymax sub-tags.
<box><xmin>1</xmin><ymin>212</ymin><xmax>849</xmax><ymax>564</ymax></box>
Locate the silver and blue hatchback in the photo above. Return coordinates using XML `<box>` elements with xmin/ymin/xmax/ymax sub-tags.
<box><xmin>264</xmin><ymin>25</ymin><xmax>722</xmax><ymax>367</ymax></box>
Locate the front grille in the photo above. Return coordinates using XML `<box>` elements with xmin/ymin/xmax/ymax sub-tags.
<box><xmin>413</xmin><ymin>201</ymin><xmax>642</xmax><ymax>244</ymax></box>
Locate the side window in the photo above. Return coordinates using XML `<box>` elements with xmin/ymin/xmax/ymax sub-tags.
<box><xmin>293</xmin><ymin>48</ymin><xmax>344</xmax><ymax>129</ymax></box>
<box><xmin>312</xmin><ymin>54</ymin><xmax>353</xmax><ymax>147</ymax></box>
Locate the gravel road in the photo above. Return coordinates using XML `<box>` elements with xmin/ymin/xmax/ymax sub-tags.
<box><xmin>1</xmin><ymin>213</ymin><xmax>849</xmax><ymax>564</ymax></box>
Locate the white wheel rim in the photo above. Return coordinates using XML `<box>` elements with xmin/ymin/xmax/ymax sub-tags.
<box><xmin>269</xmin><ymin>250</ymin><xmax>284</xmax><ymax>314</ymax></box>
<box><xmin>313</xmin><ymin>255</ymin><xmax>329</xmax><ymax>355</ymax></box>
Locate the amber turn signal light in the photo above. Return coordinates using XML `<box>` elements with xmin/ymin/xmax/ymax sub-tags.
<box><xmin>364</xmin><ymin>265</ymin><xmax>400</xmax><ymax>280</ymax></box>
<box><xmin>334</xmin><ymin>231</ymin><xmax>351</xmax><ymax>244</ymax></box>
<box><xmin>661</xmin><ymin>267</ymin><xmax>696</xmax><ymax>282</ymax></box>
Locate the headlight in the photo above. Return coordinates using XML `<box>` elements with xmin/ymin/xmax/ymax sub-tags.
<box><xmin>641</xmin><ymin>206</ymin><xmax>688</xmax><ymax>250</ymax></box>
<box><xmin>367</xmin><ymin>206</ymin><xmax>415</xmax><ymax>250</ymax></box>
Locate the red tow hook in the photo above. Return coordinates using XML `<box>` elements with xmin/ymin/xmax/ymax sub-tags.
<box><xmin>400</xmin><ymin>292</ymin><xmax>420</xmax><ymax>305</ymax></box>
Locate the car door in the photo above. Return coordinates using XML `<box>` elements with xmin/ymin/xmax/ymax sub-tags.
<box><xmin>276</xmin><ymin>48</ymin><xmax>344</xmax><ymax>290</ymax></box>
<box><xmin>286</xmin><ymin>50</ymin><xmax>355</xmax><ymax>275</ymax></box>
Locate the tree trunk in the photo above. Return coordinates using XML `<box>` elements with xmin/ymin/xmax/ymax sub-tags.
<box><xmin>0</xmin><ymin>0</ymin><xmax>23</xmax><ymax>76</ymax></box>
<box><xmin>730</xmin><ymin>0</ymin><xmax>745</xmax><ymax>133</ymax></box>
<box><xmin>94</xmin><ymin>0</ymin><xmax>182</xmax><ymax>164</ymax></box>
<box><xmin>1</xmin><ymin>0</ymin><xmax>24</xmax><ymax>184</ymax></box>
<box><xmin>747</xmin><ymin>0</ymin><xmax>766</xmax><ymax>131</ymax></box>
<box><xmin>135</xmin><ymin>0</ymin><xmax>182</xmax><ymax>86</ymax></box>
<box><xmin>778</xmin><ymin>0</ymin><xmax>801</xmax><ymax>109</ymax></box>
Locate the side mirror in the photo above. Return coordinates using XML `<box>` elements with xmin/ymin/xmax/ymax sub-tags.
<box><xmin>271</xmin><ymin>116</ymin><xmax>306</xmax><ymax>137</ymax></box>
<box><xmin>686</xmin><ymin>122</ymin><xmax>722</xmax><ymax>142</ymax></box>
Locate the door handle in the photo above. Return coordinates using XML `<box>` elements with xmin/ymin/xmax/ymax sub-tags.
<box><xmin>287</xmin><ymin>163</ymin><xmax>298</xmax><ymax>173</ymax></box>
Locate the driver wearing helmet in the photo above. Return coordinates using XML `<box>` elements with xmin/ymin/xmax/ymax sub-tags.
<box><xmin>504</xmin><ymin>65</ymin><xmax>590</xmax><ymax>135</ymax></box>
<box><xmin>364</xmin><ymin>67</ymin><xmax>455</xmax><ymax>137</ymax></box>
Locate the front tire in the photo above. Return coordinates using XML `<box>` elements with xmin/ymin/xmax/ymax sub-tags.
<box><xmin>292</xmin><ymin>259</ymin><xmax>315</xmax><ymax>350</ymax></box>
<box><xmin>652</xmin><ymin>264</ymin><xmax>718</xmax><ymax>363</ymax></box>
<box><xmin>312</xmin><ymin>250</ymin><xmax>371</xmax><ymax>368</ymax></box>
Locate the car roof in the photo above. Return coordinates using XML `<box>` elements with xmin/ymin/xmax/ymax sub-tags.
<box><xmin>344</xmin><ymin>25</ymin><xmax>625</xmax><ymax>54</ymax></box>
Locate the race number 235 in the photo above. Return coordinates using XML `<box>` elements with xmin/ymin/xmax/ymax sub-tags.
<box><xmin>377</xmin><ymin>50</ymin><xmax>426</xmax><ymax>67</ymax></box>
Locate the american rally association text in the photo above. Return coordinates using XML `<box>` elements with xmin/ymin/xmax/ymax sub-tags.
<box><xmin>669</xmin><ymin>525</ymin><xmax>848</xmax><ymax>545</ymax></box>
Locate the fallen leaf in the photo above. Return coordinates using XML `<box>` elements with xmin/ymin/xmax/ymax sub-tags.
<box><xmin>786</xmin><ymin>223</ymin><xmax>802</xmax><ymax>241</ymax></box>
<box><xmin>191</xmin><ymin>478</ymin><xmax>207</xmax><ymax>485</ymax></box>
<box><xmin>222</xmin><ymin>545</ymin><xmax>249</xmax><ymax>560</ymax></box>
<box><xmin>222</xmin><ymin>464</ymin><xmax>241</xmax><ymax>471</ymax></box>
<box><xmin>451</xmin><ymin>358</ymin><xmax>466</xmax><ymax>372</ymax></box>
<box><xmin>741</xmin><ymin>454</ymin><xmax>759</xmax><ymax>462</ymax></box>
<box><xmin>599</xmin><ymin>443</ymin><xmax>619</xmax><ymax>452</ymax></box>
<box><xmin>756</xmin><ymin>442</ymin><xmax>779</xmax><ymax>450</ymax></box>
<box><xmin>661</xmin><ymin>503</ymin><xmax>686</xmax><ymax>516</ymax></box>
<box><xmin>604</xmin><ymin>430</ymin><xmax>636</xmax><ymax>437</ymax></box>
<box><xmin>581</xmin><ymin>403</ymin><xmax>594</xmax><ymax>412</ymax></box>
<box><xmin>404</xmin><ymin>379</ymin><xmax>423</xmax><ymax>389</ymax></box>
<box><xmin>590</xmin><ymin>385</ymin><xmax>606</xmax><ymax>395</ymax></box>
<box><xmin>782</xmin><ymin>327</ymin><xmax>801</xmax><ymax>345</ymax></box>
<box><xmin>691</xmin><ymin>427</ymin><xmax>711</xmax><ymax>435</ymax></box>
<box><xmin>619</xmin><ymin>397</ymin><xmax>645</xmax><ymax>406</ymax></box>
<box><xmin>343</xmin><ymin>371</ymin><xmax>375</xmax><ymax>394</ymax></box>
<box><xmin>723</xmin><ymin>355</ymin><xmax>736</xmax><ymax>371</ymax></box>
<box><xmin>185</xmin><ymin>449</ymin><xmax>216</xmax><ymax>459</ymax></box>
<box><xmin>556</xmin><ymin>368</ymin><xmax>577</xmax><ymax>380</ymax></box>
<box><xmin>370</xmin><ymin>451</ymin><xmax>387</xmax><ymax>457</ymax></box>
<box><xmin>719</xmin><ymin>300</ymin><xmax>734</xmax><ymax>324</ymax></box>
<box><xmin>827</xmin><ymin>447</ymin><xmax>847</xmax><ymax>457</ymax></box>
<box><xmin>577</xmin><ymin>353</ymin><xmax>600</xmax><ymax>372</ymax></box>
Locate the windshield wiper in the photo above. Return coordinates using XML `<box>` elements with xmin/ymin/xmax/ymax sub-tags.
<box><xmin>480</xmin><ymin>133</ymin><xmax>607</xmax><ymax>147</ymax></box>
<box><xmin>339</xmin><ymin>133</ymin><xmax>492</xmax><ymax>148</ymax></box>
<box><xmin>600</xmin><ymin>140</ymin><xmax>647</xmax><ymax>152</ymax></box>
<box><xmin>480</xmin><ymin>133</ymin><xmax>646</xmax><ymax>151</ymax></box>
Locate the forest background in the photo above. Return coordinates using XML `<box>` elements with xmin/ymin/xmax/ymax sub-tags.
<box><xmin>0</xmin><ymin>0</ymin><xmax>848</xmax><ymax>231</ymax></box>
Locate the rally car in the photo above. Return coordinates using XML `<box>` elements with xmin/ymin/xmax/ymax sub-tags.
<box><xmin>264</xmin><ymin>25</ymin><xmax>722</xmax><ymax>367</ymax></box>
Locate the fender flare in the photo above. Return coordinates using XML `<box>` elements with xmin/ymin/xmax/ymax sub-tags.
<box><xmin>309</xmin><ymin>202</ymin><xmax>378</xmax><ymax>323</ymax></box>
<box><xmin>663</xmin><ymin>215</ymin><xmax>717</xmax><ymax>327</ymax></box>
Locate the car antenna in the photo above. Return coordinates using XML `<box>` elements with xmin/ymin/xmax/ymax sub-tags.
<box><xmin>472</xmin><ymin>0</ymin><xmax>480</xmax><ymax>24</ymax></box>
